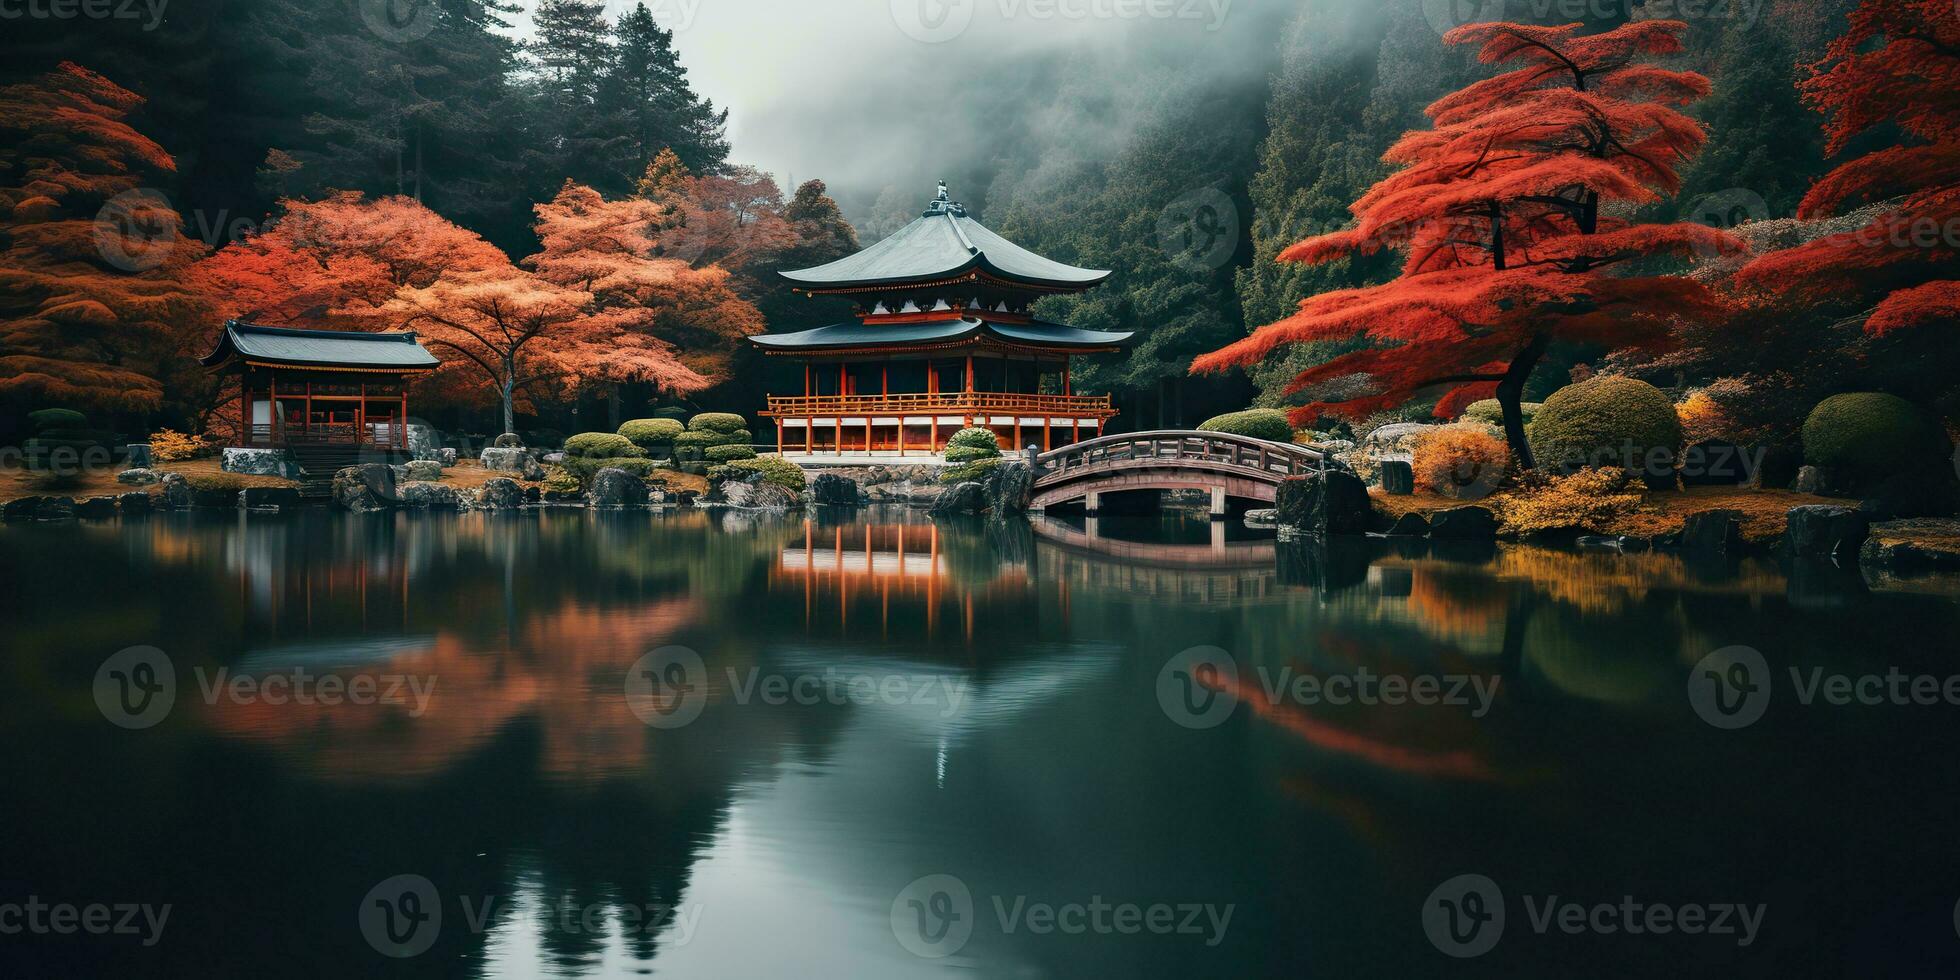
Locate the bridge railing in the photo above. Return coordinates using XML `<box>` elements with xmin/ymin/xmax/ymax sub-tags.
<box><xmin>1031</xmin><ymin>429</ymin><xmax>1342</xmax><ymax>482</ymax></box>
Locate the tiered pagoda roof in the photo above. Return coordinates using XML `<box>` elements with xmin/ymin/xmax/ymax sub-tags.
<box><xmin>758</xmin><ymin>183</ymin><xmax>1131</xmax><ymax>352</ymax></box>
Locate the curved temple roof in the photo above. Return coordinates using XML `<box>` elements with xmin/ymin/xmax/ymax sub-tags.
<box><xmin>749</xmin><ymin>317</ymin><xmax>1133</xmax><ymax>353</ymax></box>
<box><xmin>780</xmin><ymin>189</ymin><xmax>1110</xmax><ymax>291</ymax></box>
<box><xmin>201</xmin><ymin>321</ymin><xmax>440</xmax><ymax>370</ymax></box>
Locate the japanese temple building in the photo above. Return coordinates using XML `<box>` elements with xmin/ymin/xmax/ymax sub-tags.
<box><xmin>753</xmin><ymin>183</ymin><xmax>1133</xmax><ymax>461</ymax></box>
<box><xmin>201</xmin><ymin>321</ymin><xmax>440</xmax><ymax>452</ymax></box>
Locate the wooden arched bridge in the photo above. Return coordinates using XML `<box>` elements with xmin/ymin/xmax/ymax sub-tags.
<box><xmin>1028</xmin><ymin>430</ymin><xmax>1346</xmax><ymax>516</ymax></box>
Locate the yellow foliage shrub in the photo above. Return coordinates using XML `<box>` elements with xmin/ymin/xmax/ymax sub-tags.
<box><xmin>1675</xmin><ymin>390</ymin><xmax>1732</xmax><ymax>444</ymax></box>
<box><xmin>1413</xmin><ymin>428</ymin><xmax>1511</xmax><ymax>498</ymax></box>
<box><xmin>1501</xmin><ymin>467</ymin><xmax>1646</xmax><ymax>536</ymax></box>
<box><xmin>148</xmin><ymin>428</ymin><xmax>209</xmax><ymax>462</ymax></box>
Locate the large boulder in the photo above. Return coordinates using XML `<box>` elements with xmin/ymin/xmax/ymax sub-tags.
<box><xmin>406</xmin><ymin>423</ymin><xmax>443</xmax><ymax>461</ymax></box>
<box><xmin>402</xmin><ymin>459</ymin><xmax>442</xmax><ymax>483</ymax></box>
<box><xmin>493</xmin><ymin>432</ymin><xmax>524</xmax><ymax>449</ymax></box>
<box><xmin>1792</xmin><ymin>465</ymin><xmax>1830</xmax><ymax>495</ymax></box>
<box><xmin>332</xmin><ymin>463</ymin><xmax>397</xmax><ymax>513</ymax></box>
<box><xmin>1680</xmin><ymin>509</ymin><xmax>1743</xmax><ymax>559</ymax></box>
<box><xmin>715</xmin><ymin>477</ymin><xmax>797</xmax><ymax>511</ymax></box>
<box><xmin>986</xmin><ymin>461</ymin><xmax>1035</xmax><ymax>516</ymax></box>
<box><xmin>587</xmin><ymin>468</ymin><xmax>649</xmax><ymax>509</ymax></box>
<box><xmin>1273</xmin><ymin>470</ymin><xmax>1371</xmax><ymax>539</ymax></box>
<box><xmin>811</xmin><ymin>473</ymin><xmax>862</xmax><ymax>506</ymax></box>
<box><xmin>930</xmin><ymin>482</ymin><xmax>988</xmax><ymax>517</ymax></box>
<box><xmin>118</xmin><ymin>491</ymin><xmax>152</xmax><ymax>514</ymax></box>
<box><xmin>159</xmin><ymin>472</ymin><xmax>193</xmax><ymax>509</ymax></box>
<box><xmin>75</xmin><ymin>496</ymin><xmax>119</xmax><ymax>519</ymax></box>
<box><xmin>35</xmin><ymin>496</ymin><xmax>77</xmax><ymax>521</ymax></box>
<box><xmin>3</xmin><ymin>496</ymin><xmax>46</xmax><ymax>521</ymax></box>
<box><xmin>1859</xmin><ymin>519</ymin><xmax>1960</xmax><ymax>574</ymax></box>
<box><xmin>1428</xmin><ymin>506</ymin><xmax>1497</xmax><ymax>540</ymax></box>
<box><xmin>477</xmin><ymin>478</ymin><xmax>524</xmax><ymax>510</ymax></box>
<box><xmin>240</xmin><ymin>486</ymin><xmax>301</xmax><ymax>511</ymax></box>
<box><xmin>480</xmin><ymin>446</ymin><xmax>544</xmax><ymax>481</ymax></box>
<box><xmin>397</xmin><ymin>481</ymin><xmax>466</xmax><ymax>510</ymax></box>
<box><xmin>117</xmin><ymin>468</ymin><xmax>160</xmax><ymax>486</ymax></box>
<box><xmin>222</xmin><ymin>447</ymin><xmax>301</xmax><ymax>479</ymax></box>
<box><xmin>1783</xmin><ymin>505</ymin><xmax>1869</xmax><ymax>561</ymax></box>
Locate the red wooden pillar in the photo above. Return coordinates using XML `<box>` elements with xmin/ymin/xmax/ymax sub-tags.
<box><xmin>1063</xmin><ymin>362</ymin><xmax>1071</xmax><ymax>396</ymax></box>
<box><xmin>964</xmin><ymin>354</ymin><xmax>973</xmax><ymax>393</ymax></box>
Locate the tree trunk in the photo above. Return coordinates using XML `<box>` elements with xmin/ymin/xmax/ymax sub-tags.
<box><xmin>500</xmin><ymin>360</ymin><xmax>516</xmax><ymax>436</ymax></box>
<box><xmin>1498</xmin><ymin>335</ymin><xmax>1550</xmax><ymax>470</ymax></box>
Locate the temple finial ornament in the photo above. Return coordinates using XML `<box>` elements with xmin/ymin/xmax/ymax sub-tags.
<box><xmin>925</xmin><ymin>180</ymin><xmax>965</xmax><ymax>216</ymax></box>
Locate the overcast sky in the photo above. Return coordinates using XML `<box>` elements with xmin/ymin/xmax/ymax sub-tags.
<box><xmin>508</xmin><ymin>0</ymin><xmax>1259</xmax><ymax>218</ymax></box>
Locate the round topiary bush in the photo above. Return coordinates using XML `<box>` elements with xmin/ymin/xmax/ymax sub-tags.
<box><xmin>1198</xmin><ymin>409</ymin><xmax>1294</xmax><ymax>443</ymax></box>
<box><xmin>688</xmin><ymin>412</ymin><xmax>748</xmax><ymax>434</ymax></box>
<box><xmin>712</xmin><ymin>456</ymin><xmax>806</xmax><ymax>491</ymax></box>
<box><xmin>1802</xmin><ymin>393</ymin><xmax>1948</xmax><ymax>485</ymax></box>
<box><xmin>618</xmin><ymin>418</ymin><xmax>685</xmax><ymax>448</ymax></box>
<box><xmin>28</xmin><ymin>408</ymin><xmax>87</xmax><ymax>431</ymax></box>
<box><xmin>563</xmin><ymin>432</ymin><xmax>645</xmax><ymax>460</ymax></box>
<box><xmin>943</xmin><ymin>443</ymin><xmax>998</xmax><ymax>463</ymax></box>
<box><xmin>1462</xmin><ymin>399</ymin><xmax>1542</xmax><ymax>428</ymax></box>
<box><xmin>946</xmin><ymin>427</ymin><xmax>1001</xmax><ymax>451</ymax></box>
<box><xmin>705</xmin><ymin>444</ymin><xmax>757</xmax><ymax>463</ymax></box>
<box><xmin>1528</xmin><ymin>376</ymin><xmax>1682</xmax><ymax>480</ymax></box>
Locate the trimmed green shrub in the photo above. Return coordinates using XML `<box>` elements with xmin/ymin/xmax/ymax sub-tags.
<box><xmin>711</xmin><ymin>456</ymin><xmax>806</xmax><ymax>492</ymax></box>
<box><xmin>673</xmin><ymin>430</ymin><xmax>717</xmax><ymax>449</ymax></box>
<box><xmin>946</xmin><ymin>427</ymin><xmax>1001</xmax><ymax>451</ymax></box>
<box><xmin>1802</xmin><ymin>393</ymin><xmax>1948</xmax><ymax>485</ymax></box>
<box><xmin>540</xmin><ymin>466</ymin><xmax>582</xmax><ymax>494</ymax></box>
<box><xmin>943</xmin><ymin>443</ymin><xmax>999</xmax><ymax>464</ymax></box>
<box><xmin>652</xmin><ymin>406</ymin><xmax>690</xmax><ymax>421</ymax></box>
<box><xmin>28</xmin><ymin>408</ymin><xmax>87</xmax><ymax>431</ymax></box>
<box><xmin>564</xmin><ymin>432</ymin><xmax>645</xmax><ymax>460</ymax></box>
<box><xmin>705</xmin><ymin>444</ymin><xmax>757</xmax><ymax>463</ymax></box>
<box><xmin>1462</xmin><ymin>399</ymin><xmax>1542</xmax><ymax>427</ymax></box>
<box><xmin>1198</xmin><ymin>409</ymin><xmax>1294</xmax><ymax>443</ymax></box>
<box><xmin>560</xmin><ymin>456</ymin><xmax>664</xmax><ymax>485</ymax></box>
<box><xmin>688</xmin><ymin>412</ymin><xmax>748</xmax><ymax>434</ymax></box>
<box><xmin>1528</xmin><ymin>376</ymin><xmax>1682</xmax><ymax>478</ymax></box>
<box><xmin>618</xmin><ymin>418</ymin><xmax>684</xmax><ymax>448</ymax></box>
<box><xmin>942</xmin><ymin>456</ymin><xmax>1005</xmax><ymax>483</ymax></box>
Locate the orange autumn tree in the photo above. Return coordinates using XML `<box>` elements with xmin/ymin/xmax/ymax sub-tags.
<box><xmin>0</xmin><ymin>63</ymin><xmax>207</xmax><ymax>414</ymax></box>
<box><xmin>1734</xmin><ymin>1</ymin><xmax>1960</xmax><ymax>346</ymax></box>
<box><xmin>192</xmin><ymin>192</ymin><xmax>512</xmax><ymax>328</ymax></box>
<box><xmin>1193</xmin><ymin>21</ymin><xmax>1741</xmax><ymax>467</ymax></box>
<box><xmin>525</xmin><ymin>181</ymin><xmax>753</xmax><ymax>391</ymax></box>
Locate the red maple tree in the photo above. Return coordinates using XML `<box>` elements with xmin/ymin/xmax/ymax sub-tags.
<box><xmin>1734</xmin><ymin>1</ymin><xmax>1960</xmax><ymax>341</ymax></box>
<box><xmin>1192</xmin><ymin>21</ymin><xmax>1741</xmax><ymax>466</ymax></box>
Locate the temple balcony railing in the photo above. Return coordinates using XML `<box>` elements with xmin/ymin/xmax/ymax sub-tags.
<box><xmin>239</xmin><ymin>421</ymin><xmax>409</xmax><ymax>449</ymax></box>
<box><xmin>761</xmin><ymin>391</ymin><xmax>1115</xmax><ymax>418</ymax></box>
